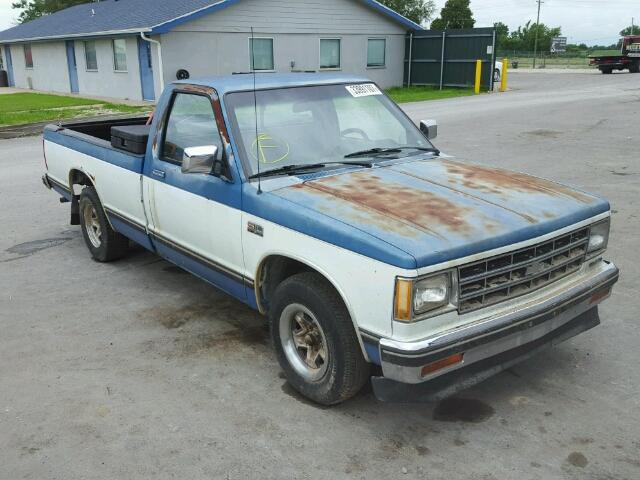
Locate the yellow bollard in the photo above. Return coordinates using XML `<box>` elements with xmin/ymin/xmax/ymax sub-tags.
<box><xmin>500</xmin><ymin>58</ymin><xmax>508</xmax><ymax>92</ymax></box>
<box><xmin>474</xmin><ymin>59</ymin><xmax>482</xmax><ymax>94</ymax></box>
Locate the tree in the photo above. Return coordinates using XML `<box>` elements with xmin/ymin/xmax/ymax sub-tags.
<box><xmin>430</xmin><ymin>0</ymin><xmax>475</xmax><ymax>30</ymax></box>
<box><xmin>620</xmin><ymin>25</ymin><xmax>640</xmax><ymax>36</ymax></box>
<box><xmin>494</xmin><ymin>21</ymin><xmax>509</xmax><ymax>48</ymax></box>
<box><xmin>497</xmin><ymin>21</ymin><xmax>561</xmax><ymax>52</ymax></box>
<box><xmin>380</xmin><ymin>0</ymin><xmax>436</xmax><ymax>26</ymax></box>
<box><xmin>12</xmin><ymin>0</ymin><xmax>92</xmax><ymax>24</ymax></box>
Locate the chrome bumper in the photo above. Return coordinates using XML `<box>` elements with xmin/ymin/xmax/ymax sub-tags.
<box><xmin>373</xmin><ymin>261</ymin><xmax>619</xmax><ymax>400</ymax></box>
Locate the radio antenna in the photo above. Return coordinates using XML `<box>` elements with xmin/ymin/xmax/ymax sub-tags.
<box><xmin>251</xmin><ymin>26</ymin><xmax>262</xmax><ymax>194</ymax></box>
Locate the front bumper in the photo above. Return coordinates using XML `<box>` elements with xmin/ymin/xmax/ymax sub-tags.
<box><xmin>372</xmin><ymin>260</ymin><xmax>619</xmax><ymax>402</ymax></box>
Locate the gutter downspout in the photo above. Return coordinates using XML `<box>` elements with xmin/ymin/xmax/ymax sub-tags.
<box><xmin>140</xmin><ymin>32</ymin><xmax>164</xmax><ymax>92</ymax></box>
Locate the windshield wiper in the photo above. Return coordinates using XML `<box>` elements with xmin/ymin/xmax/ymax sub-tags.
<box><xmin>344</xmin><ymin>146</ymin><xmax>440</xmax><ymax>159</ymax></box>
<box><xmin>248</xmin><ymin>161</ymin><xmax>372</xmax><ymax>180</ymax></box>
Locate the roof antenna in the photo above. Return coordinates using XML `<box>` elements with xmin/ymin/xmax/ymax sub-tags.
<box><xmin>251</xmin><ymin>26</ymin><xmax>262</xmax><ymax>195</ymax></box>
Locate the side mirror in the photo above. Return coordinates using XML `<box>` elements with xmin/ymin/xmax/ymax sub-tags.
<box><xmin>419</xmin><ymin>120</ymin><xmax>438</xmax><ymax>140</ymax></box>
<box><xmin>182</xmin><ymin>145</ymin><xmax>218</xmax><ymax>174</ymax></box>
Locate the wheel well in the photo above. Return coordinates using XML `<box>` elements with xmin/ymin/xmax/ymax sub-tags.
<box><xmin>68</xmin><ymin>169</ymin><xmax>98</xmax><ymax>226</ymax></box>
<box><xmin>69</xmin><ymin>169</ymin><xmax>94</xmax><ymax>193</ymax></box>
<box><xmin>256</xmin><ymin>255</ymin><xmax>314</xmax><ymax>314</ymax></box>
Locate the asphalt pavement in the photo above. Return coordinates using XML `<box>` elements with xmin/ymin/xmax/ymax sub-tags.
<box><xmin>1</xmin><ymin>69</ymin><xmax>638</xmax><ymax>479</ymax></box>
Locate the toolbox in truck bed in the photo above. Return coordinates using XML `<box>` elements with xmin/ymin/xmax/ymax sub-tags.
<box><xmin>110</xmin><ymin>125</ymin><xmax>151</xmax><ymax>154</ymax></box>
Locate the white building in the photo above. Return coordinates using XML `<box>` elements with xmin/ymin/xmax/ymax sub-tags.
<box><xmin>0</xmin><ymin>0</ymin><xmax>420</xmax><ymax>101</ymax></box>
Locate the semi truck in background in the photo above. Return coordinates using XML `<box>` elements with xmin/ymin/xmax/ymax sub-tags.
<box><xmin>589</xmin><ymin>35</ymin><xmax>640</xmax><ymax>74</ymax></box>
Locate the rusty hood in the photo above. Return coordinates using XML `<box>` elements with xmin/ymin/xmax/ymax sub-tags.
<box><xmin>272</xmin><ymin>158</ymin><xmax>609</xmax><ymax>269</ymax></box>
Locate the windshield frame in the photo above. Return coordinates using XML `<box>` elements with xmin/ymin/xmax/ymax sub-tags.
<box><xmin>222</xmin><ymin>81</ymin><xmax>435</xmax><ymax>181</ymax></box>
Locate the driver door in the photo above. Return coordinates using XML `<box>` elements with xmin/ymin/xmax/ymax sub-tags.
<box><xmin>144</xmin><ymin>88</ymin><xmax>246</xmax><ymax>299</ymax></box>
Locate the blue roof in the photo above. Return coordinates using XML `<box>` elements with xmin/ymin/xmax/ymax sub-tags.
<box><xmin>0</xmin><ymin>0</ymin><xmax>421</xmax><ymax>43</ymax></box>
<box><xmin>175</xmin><ymin>72</ymin><xmax>372</xmax><ymax>95</ymax></box>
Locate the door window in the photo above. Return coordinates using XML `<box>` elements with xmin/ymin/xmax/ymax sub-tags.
<box><xmin>162</xmin><ymin>92</ymin><xmax>222</xmax><ymax>165</ymax></box>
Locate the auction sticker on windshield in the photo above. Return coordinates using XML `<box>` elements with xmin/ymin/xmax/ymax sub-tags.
<box><xmin>346</xmin><ymin>83</ymin><xmax>382</xmax><ymax>97</ymax></box>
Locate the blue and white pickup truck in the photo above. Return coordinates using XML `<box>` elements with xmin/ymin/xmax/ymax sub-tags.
<box><xmin>42</xmin><ymin>73</ymin><xmax>618</xmax><ymax>405</ymax></box>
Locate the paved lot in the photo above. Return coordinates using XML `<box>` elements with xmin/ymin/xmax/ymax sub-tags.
<box><xmin>1</xmin><ymin>70</ymin><xmax>638</xmax><ymax>480</ymax></box>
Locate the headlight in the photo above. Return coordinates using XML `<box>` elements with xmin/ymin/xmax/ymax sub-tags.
<box><xmin>587</xmin><ymin>218</ymin><xmax>610</xmax><ymax>257</ymax></box>
<box><xmin>394</xmin><ymin>271</ymin><xmax>456</xmax><ymax>322</ymax></box>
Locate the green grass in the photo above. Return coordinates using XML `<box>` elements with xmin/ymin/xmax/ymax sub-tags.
<box><xmin>590</xmin><ymin>49</ymin><xmax>621</xmax><ymax>57</ymax></box>
<box><xmin>386</xmin><ymin>86</ymin><xmax>474</xmax><ymax>104</ymax></box>
<box><xmin>0</xmin><ymin>92</ymin><xmax>151</xmax><ymax>126</ymax></box>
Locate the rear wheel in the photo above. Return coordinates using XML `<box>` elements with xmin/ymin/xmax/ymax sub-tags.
<box><xmin>630</xmin><ymin>63</ymin><xmax>640</xmax><ymax>73</ymax></box>
<box><xmin>79</xmin><ymin>187</ymin><xmax>128</xmax><ymax>262</ymax></box>
<box><xmin>270</xmin><ymin>272</ymin><xmax>370</xmax><ymax>405</ymax></box>
<box><xmin>601</xmin><ymin>67</ymin><xmax>612</xmax><ymax>74</ymax></box>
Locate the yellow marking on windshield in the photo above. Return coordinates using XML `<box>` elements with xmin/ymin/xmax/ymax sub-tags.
<box><xmin>250</xmin><ymin>133</ymin><xmax>290</xmax><ymax>164</ymax></box>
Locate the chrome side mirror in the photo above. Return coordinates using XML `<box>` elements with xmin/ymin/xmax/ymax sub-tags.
<box><xmin>182</xmin><ymin>145</ymin><xmax>218</xmax><ymax>174</ymax></box>
<box><xmin>420</xmin><ymin>120</ymin><xmax>438</xmax><ymax>140</ymax></box>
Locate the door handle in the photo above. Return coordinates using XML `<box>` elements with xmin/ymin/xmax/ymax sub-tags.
<box><xmin>152</xmin><ymin>169</ymin><xmax>166</xmax><ymax>179</ymax></box>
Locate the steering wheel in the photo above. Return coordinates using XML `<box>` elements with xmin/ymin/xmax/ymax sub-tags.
<box><xmin>340</xmin><ymin>128</ymin><xmax>370</xmax><ymax>140</ymax></box>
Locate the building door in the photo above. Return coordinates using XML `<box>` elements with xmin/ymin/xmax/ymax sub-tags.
<box><xmin>4</xmin><ymin>46</ymin><xmax>14</xmax><ymax>87</ymax></box>
<box><xmin>137</xmin><ymin>37</ymin><xmax>155</xmax><ymax>101</ymax></box>
<box><xmin>65</xmin><ymin>41</ymin><xmax>79</xmax><ymax>93</ymax></box>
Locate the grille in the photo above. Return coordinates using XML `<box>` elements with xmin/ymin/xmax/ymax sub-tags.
<box><xmin>457</xmin><ymin>227</ymin><xmax>590</xmax><ymax>313</ymax></box>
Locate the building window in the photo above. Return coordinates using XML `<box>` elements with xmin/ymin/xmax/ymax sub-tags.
<box><xmin>112</xmin><ymin>39</ymin><xmax>127</xmax><ymax>72</ymax></box>
<box><xmin>367</xmin><ymin>38</ymin><xmax>386</xmax><ymax>67</ymax></box>
<box><xmin>162</xmin><ymin>93</ymin><xmax>222</xmax><ymax>165</ymax></box>
<box><xmin>24</xmin><ymin>44</ymin><xmax>33</xmax><ymax>68</ymax></box>
<box><xmin>84</xmin><ymin>41</ymin><xmax>98</xmax><ymax>71</ymax></box>
<box><xmin>320</xmin><ymin>39</ymin><xmax>341</xmax><ymax>69</ymax></box>
<box><xmin>249</xmin><ymin>38</ymin><xmax>274</xmax><ymax>71</ymax></box>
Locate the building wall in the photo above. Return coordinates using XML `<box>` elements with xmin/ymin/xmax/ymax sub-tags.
<box><xmin>160</xmin><ymin>31</ymin><xmax>405</xmax><ymax>88</ymax></box>
<box><xmin>159</xmin><ymin>0</ymin><xmax>408</xmax><ymax>88</ymax></box>
<box><xmin>171</xmin><ymin>0</ymin><xmax>407</xmax><ymax>35</ymax></box>
<box><xmin>9</xmin><ymin>41</ymin><xmax>71</xmax><ymax>92</ymax></box>
<box><xmin>73</xmin><ymin>37</ymin><xmax>144</xmax><ymax>100</ymax></box>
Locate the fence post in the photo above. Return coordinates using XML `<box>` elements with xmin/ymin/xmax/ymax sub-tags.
<box><xmin>500</xmin><ymin>58</ymin><xmax>508</xmax><ymax>92</ymax></box>
<box><xmin>439</xmin><ymin>31</ymin><xmax>446</xmax><ymax>90</ymax></box>
<box><xmin>407</xmin><ymin>32</ymin><xmax>413</xmax><ymax>87</ymax></box>
<box><xmin>474</xmin><ymin>60</ymin><xmax>482</xmax><ymax>94</ymax></box>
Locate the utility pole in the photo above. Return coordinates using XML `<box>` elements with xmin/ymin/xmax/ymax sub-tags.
<box><xmin>532</xmin><ymin>0</ymin><xmax>543</xmax><ymax>69</ymax></box>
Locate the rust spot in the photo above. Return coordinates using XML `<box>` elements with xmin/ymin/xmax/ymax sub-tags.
<box><xmin>300</xmin><ymin>172</ymin><xmax>474</xmax><ymax>236</ymax></box>
<box><xmin>443</xmin><ymin>160</ymin><xmax>594</xmax><ymax>203</ymax></box>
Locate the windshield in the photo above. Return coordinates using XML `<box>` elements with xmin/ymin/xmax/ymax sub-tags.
<box><xmin>224</xmin><ymin>83</ymin><xmax>433</xmax><ymax>177</ymax></box>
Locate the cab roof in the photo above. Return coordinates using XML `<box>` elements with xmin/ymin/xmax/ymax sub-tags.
<box><xmin>173</xmin><ymin>73</ymin><xmax>372</xmax><ymax>95</ymax></box>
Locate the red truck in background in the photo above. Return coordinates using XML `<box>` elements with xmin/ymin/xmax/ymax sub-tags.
<box><xmin>589</xmin><ymin>35</ymin><xmax>640</xmax><ymax>74</ymax></box>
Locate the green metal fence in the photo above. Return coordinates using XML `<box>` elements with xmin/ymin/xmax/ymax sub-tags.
<box><xmin>404</xmin><ymin>28</ymin><xmax>496</xmax><ymax>90</ymax></box>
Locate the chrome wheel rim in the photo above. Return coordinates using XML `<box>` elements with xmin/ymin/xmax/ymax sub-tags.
<box><xmin>279</xmin><ymin>303</ymin><xmax>329</xmax><ymax>381</ymax></box>
<box><xmin>82</xmin><ymin>202</ymin><xmax>102</xmax><ymax>248</ymax></box>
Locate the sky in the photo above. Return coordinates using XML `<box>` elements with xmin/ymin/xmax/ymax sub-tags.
<box><xmin>0</xmin><ymin>0</ymin><xmax>637</xmax><ymax>46</ymax></box>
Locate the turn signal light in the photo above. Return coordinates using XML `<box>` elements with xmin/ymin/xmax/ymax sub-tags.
<box><xmin>394</xmin><ymin>279</ymin><xmax>413</xmax><ymax>321</ymax></box>
<box><xmin>421</xmin><ymin>353</ymin><xmax>464</xmax><ymax>377</ymax></box>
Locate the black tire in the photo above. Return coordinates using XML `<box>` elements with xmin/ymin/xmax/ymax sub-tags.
<box><xmin>270</xmin><ymin>272</ymin><xmax>370</xmax><ymax>405</ymax></box>
<box><xmin>79</xmin><ymin>187</ymin><xmax>128</xmax><ymax>262</ymax></box>
<box><xmin>601</xmin><ymin>67</ymin><xmax>612</xmax><ymax>74</ymax></box>
<box><xmin>630</xmin><ymin>63</ymin><xmax>640</xmax><ymax>74</ymax></box>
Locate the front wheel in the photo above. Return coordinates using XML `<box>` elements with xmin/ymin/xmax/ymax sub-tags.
<box><xmin>270</xmin><ymin>272</ymin><xmax>370</xmax><ymax>405</ymax></box>
<box><xmin>601</xmin><ymin>67</ymin><xmax>612</xmax><ymax>74</ymax></box>
<box><xmin>79</xmin><ymin>187</ymin><xmax>129</xmax><ymax>262</ymax></box>
<box><xmin>630</xmin><ymin>63</ymin><xmax>640</xmax><ymax>73</ymax></box>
